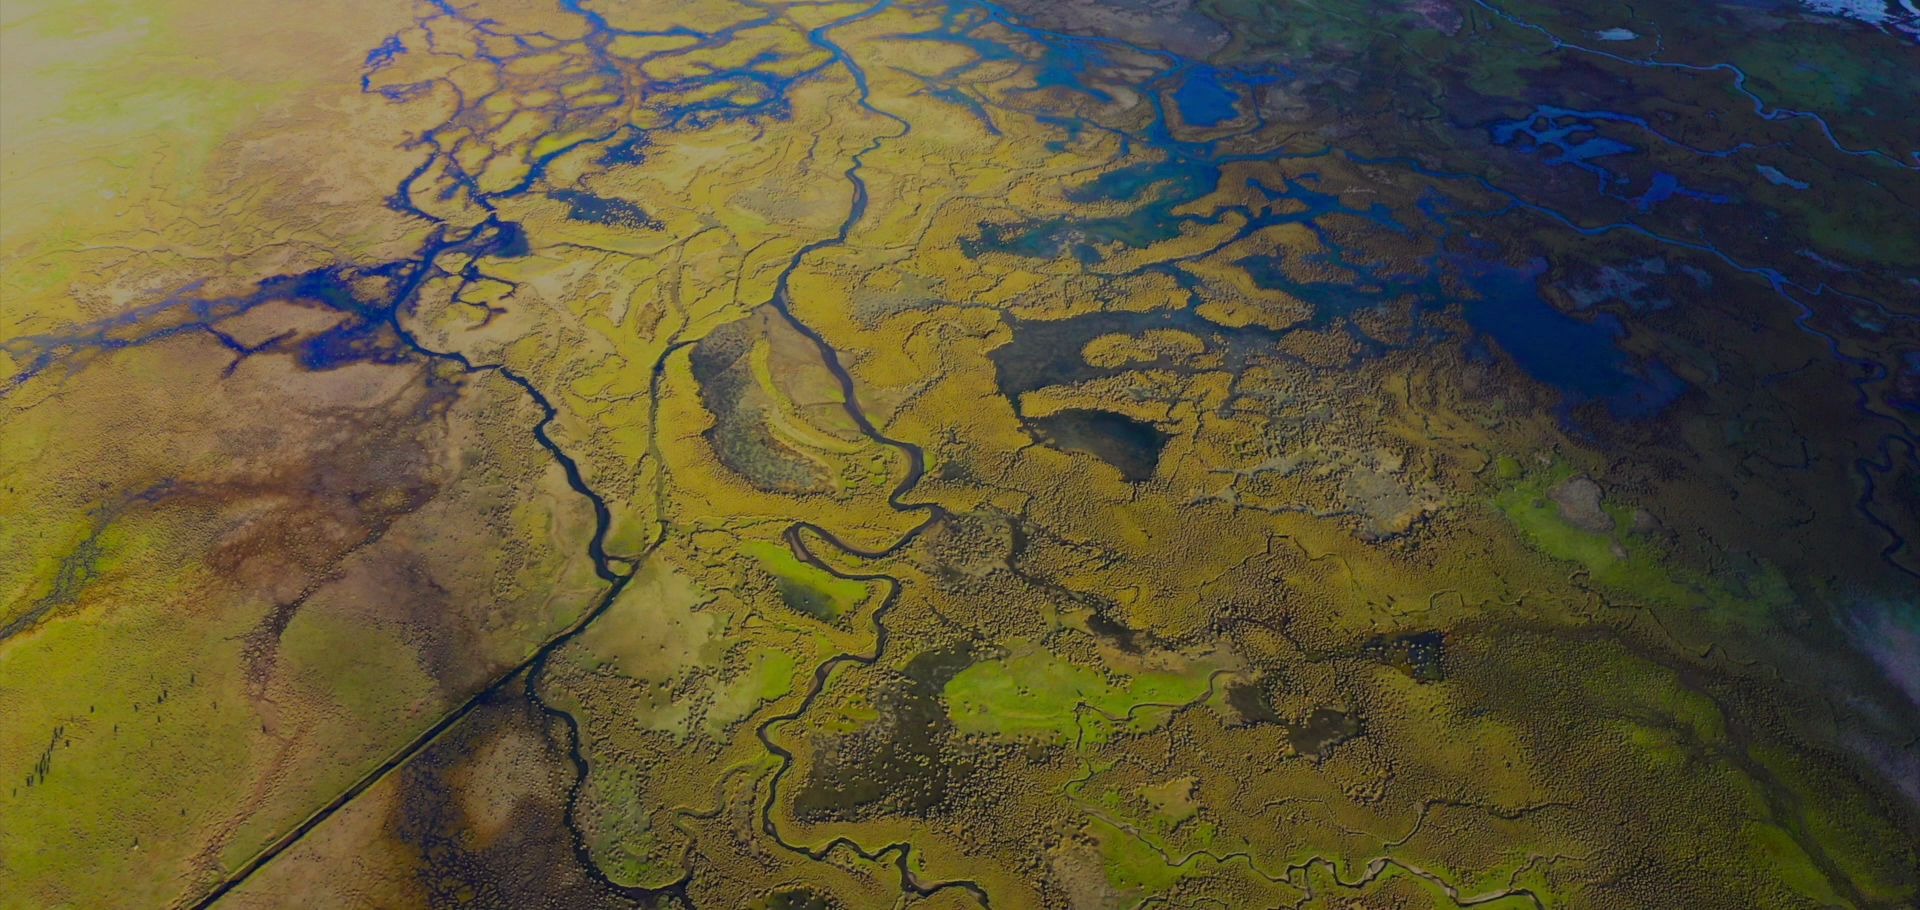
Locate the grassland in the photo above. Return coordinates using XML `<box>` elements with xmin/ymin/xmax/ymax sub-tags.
<box><xmin>3</xmin><ymin>0</ymin><xmax>1917</xmax><ymax>907</ymax></box>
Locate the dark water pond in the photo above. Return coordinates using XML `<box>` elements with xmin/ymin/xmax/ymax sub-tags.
<box><xmin>1028</xmin><ymin>409</ymin><xmax>1170</xmax><ymax>482</ymax></box>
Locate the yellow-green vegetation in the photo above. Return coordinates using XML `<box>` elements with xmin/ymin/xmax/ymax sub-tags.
<box><xmin>744</xmin><ymin>540</ymin><xmax>875</xmax><ymax>622</ymax></box>
<box><xmin>944</xmin><ymin>646</ymin><xmax>1219</xmax><ymax>743</ymax></box>
<box><xmin>706</xmin><ymin>647</ymin><xmax>802</xmax><ymax>734</ymax></box>
<box><xmin>1496</xmin><ymin>460</ymin><xmax>1795</xmax><ymax>626</ymax></box>
<box><xmin>1087</xmin><ymin>817</ymin><xmax>1201</xmax><ymax>894</ymax></box>
<box><xmin>5</xmin><ymin>0</ymin><xmax>1918</xmax><ymax>907</ymax></box>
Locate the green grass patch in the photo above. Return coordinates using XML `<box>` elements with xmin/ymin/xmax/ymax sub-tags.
<box><xmin>943</xmin><ymin>647</ymin><xmax>1213</xmax><ymax>744</ymax></box>
<box><xmin>1494</xmin><ymin>463</ymin><xmax>1790</xmax><ymax>624</ymax></box>
<box><xmin>743</xmin><ymin>540</ymin><xmax>871</xmax><ymax>622</ymax></box>
<box><xmin>1091</xmin><ymin>816</ymin><xmax>1195</xmax><ymax>894</ymax></box>
<box><xmin>705</xmin><ymin>646</ymin><xmax>800</xmax><ymax>734</ymax></box>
